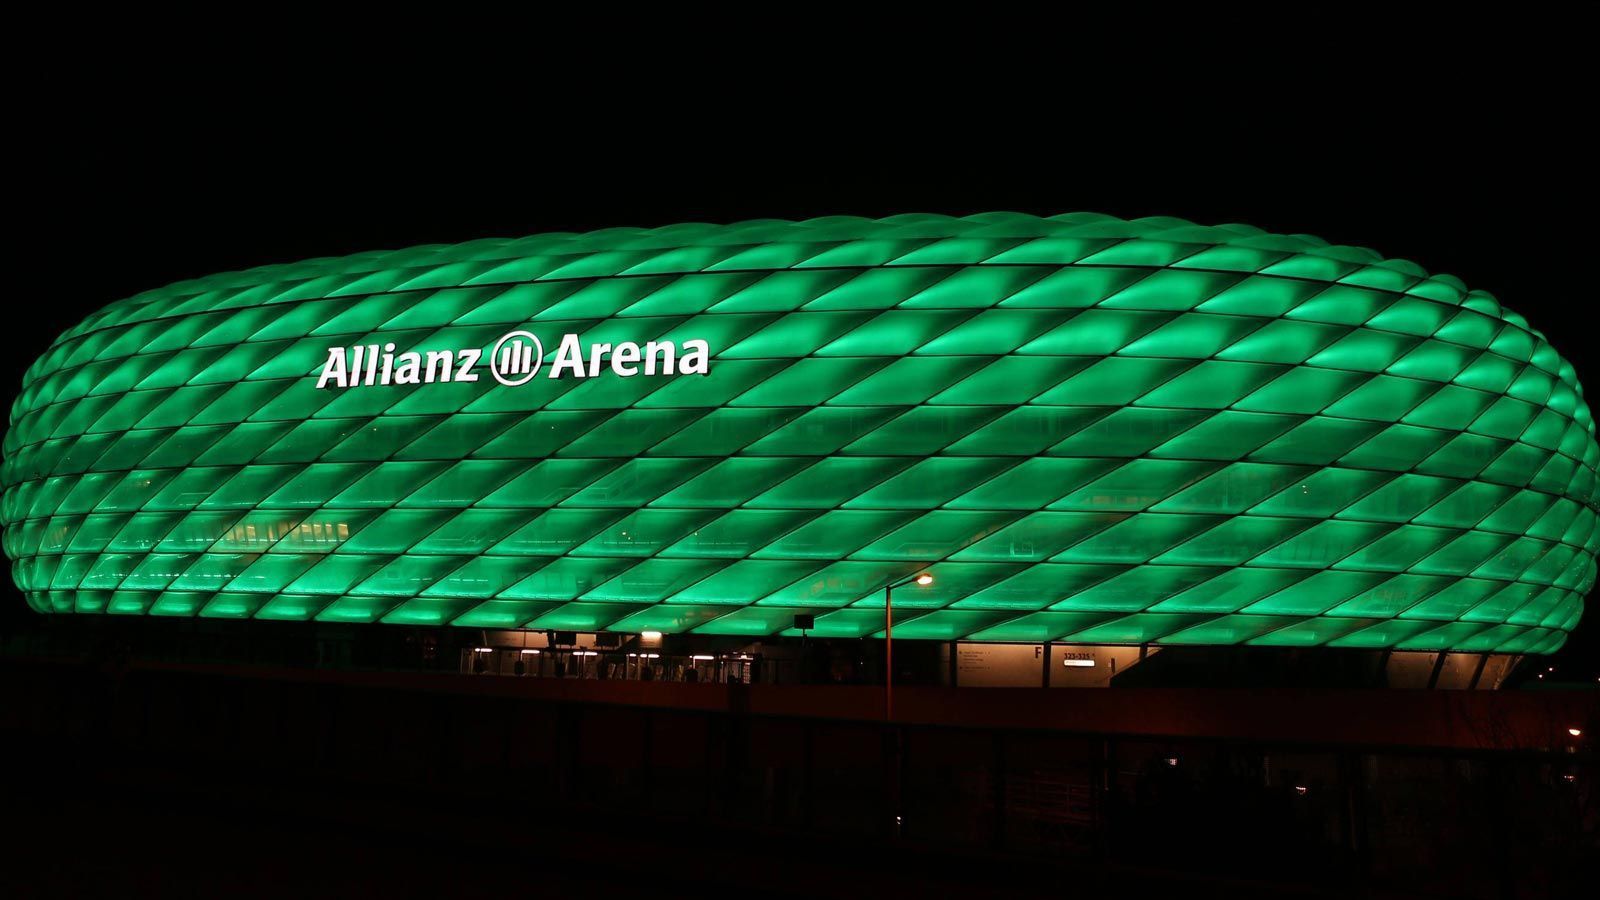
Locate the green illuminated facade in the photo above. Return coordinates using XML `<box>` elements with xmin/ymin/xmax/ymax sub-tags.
<box><xmin>3</xmin><ymin>213</ymin><xmax>1596</xmax><ymax>652</ymax></box>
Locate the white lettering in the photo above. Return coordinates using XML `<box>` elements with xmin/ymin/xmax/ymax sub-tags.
<box><xmin>424</xmin><ymin>351</ymin><xmax>453</xmax><ymax>383</ymax></box>
<box><xmin>316</xmin><ymin>347</ymin><xmax>348</xmax><ymax>389</ymax></box>
<box><xmin>644</xmin><ymin>341</ymin><xmax>675</xmax><ymax>375</ymax></box>
<box><xmin>312</xmin><ymin>333</ymin><xmax>712</xmax><ymax>388</ymax></box>
<box><xmin>394</xmin><ymin>352</ymin><xmax>422</xmax><ymax>384</ymax></box>
<box><xmin>549</xmin><ymin>333</ymin><xmax>587</xmax><ymax>378</ymax></box>
<box><xmin>680</xmin><ymin>339</ymin><xmax>709</xmax><ymax>375</ymax></box>
<box><xmin>587</xmin><ymin>342</ymin><xmax>612</xmax><ymax>377</ymax></box>
<box><xmin>611</xmin><ymin>342</ymin><xmax>640</xmax><ymax>376</ymax></box>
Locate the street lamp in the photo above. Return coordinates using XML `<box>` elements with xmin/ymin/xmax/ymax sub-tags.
<box><xmin>884</xmin><ymin>572</ymin><xmax>934</xmax><ymax>722</ymax></box>
<box><xmin>882</xmin><ymin>571</ymin><xmax>932</xmax><ymax>840</ymax></box>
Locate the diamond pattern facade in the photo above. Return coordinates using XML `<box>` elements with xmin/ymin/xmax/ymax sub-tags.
<box><xmin>2</xmin><ymin>213</ymin><xmax>1595</xmax><ymax>651</ymax></box>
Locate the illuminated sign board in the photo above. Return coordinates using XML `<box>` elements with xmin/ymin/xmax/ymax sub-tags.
<box><xmin>317</xmin><ymin>332</ymin><xmax>711</xmax><ymax>388</ymax></box>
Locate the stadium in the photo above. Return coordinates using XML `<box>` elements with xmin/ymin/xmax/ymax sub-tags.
<box><xmin>3</xmin><ymin>212</ymin><xmax>1596</xmax><ymax>688</ymax></box>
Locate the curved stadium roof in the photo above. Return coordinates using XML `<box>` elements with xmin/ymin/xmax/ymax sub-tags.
<box><xmin>2</xmin><ymin>213</ymin><xmax>1595</xmax><ymax>652</ymax></box>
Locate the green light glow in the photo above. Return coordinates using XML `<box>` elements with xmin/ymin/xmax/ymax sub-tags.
<box><xmin>2</xmin><ymin>213</ymin><xmax>1595</xmax><ymax>652</ymax></box>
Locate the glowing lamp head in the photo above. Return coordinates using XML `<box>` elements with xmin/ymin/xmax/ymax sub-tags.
<box><xmin>1570</xmin><ymin>728</ymin><xmax>1583</xmax><ymax>737</ymax></box>
<box><xmin>915</xmin><ymin>573</ymin><xmax>934</xmax><ymax>586</ymax></box>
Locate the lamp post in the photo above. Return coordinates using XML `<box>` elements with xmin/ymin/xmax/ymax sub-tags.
<box><xmin>883</xmin><ymin>571</ymin><xmax>932</xmax><ymax>840</ymax></box>
<box><xmin>884</xmin><ymin>572</ymin><xmax>933</xmax><ymax>722</ymax></box>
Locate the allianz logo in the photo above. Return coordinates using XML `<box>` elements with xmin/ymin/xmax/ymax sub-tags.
<box><xmin>316</xmin><ymin>331</ymin><xmax>711</xmax><ymax>389</ymax></box>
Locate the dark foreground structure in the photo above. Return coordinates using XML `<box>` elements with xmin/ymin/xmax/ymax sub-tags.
<box><xmin>3</xmin><ymin>646</ymin><xmax>1596</xmax><ymax>898</ymax></box>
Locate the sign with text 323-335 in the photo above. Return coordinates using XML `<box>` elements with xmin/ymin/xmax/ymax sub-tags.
<box><xmin>315</xmin><ymin>331</ymin><xmax>711</xmax><ymax>388</ymax></box>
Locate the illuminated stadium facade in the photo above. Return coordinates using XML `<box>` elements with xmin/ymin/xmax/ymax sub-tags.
<box><xmin>2</xmin><ymin>213</ymin><xmax>1596</xmax><ymax>677</ymax></box>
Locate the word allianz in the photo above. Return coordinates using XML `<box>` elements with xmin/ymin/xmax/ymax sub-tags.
<box><xmin>315</xmin><ymin>331</ymin><xmax>711</xmax><ymax>389</ymax></box>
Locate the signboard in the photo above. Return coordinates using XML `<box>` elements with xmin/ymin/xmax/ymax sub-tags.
<box><xmin>956</xmin><ymin>642</ymin><xmax>1044</xmax><ymax>687</ymax></box>
<box><xmin>316</xmin><ymin>332</ymin><xmax>710</xmax><ymax>388</ymax></box>
<box><xmin>1048</xmin><ymin>645</ymin><xmax>1152</xmax><ymax>688</ymax></box>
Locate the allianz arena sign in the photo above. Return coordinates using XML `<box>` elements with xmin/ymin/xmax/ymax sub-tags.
<box><xmin>316</xmin><ymin>332</ymin><xmax>713</xmax><ymax>388</ymax></box>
